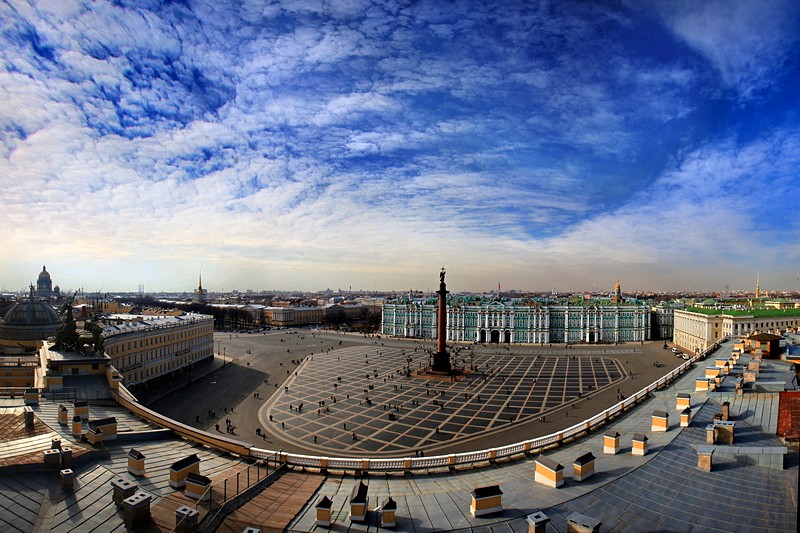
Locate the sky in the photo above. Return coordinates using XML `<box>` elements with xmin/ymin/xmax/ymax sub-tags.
<box><xmin>1</xmin><ymin>0</ymin><xmax>799</xmax><ymax>294</ymax></box>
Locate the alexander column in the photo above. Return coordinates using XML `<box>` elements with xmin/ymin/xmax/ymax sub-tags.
<box><xmin>432</xmin><ymin>267</ymin><xmax>452</xmax><ymax>373</ymax></box>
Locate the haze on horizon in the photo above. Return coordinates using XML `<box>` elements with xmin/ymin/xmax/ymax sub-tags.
<box><xmin>1</xmin><ymin>0</ymin><xmax>799</xmax><ymax>294</ymax></box>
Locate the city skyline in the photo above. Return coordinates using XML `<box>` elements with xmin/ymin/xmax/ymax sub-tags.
<box><xmin>1</xmin><ymin>1</ymin><xmax>799</xmax><ymax>293</ymax></box>
<box><xmin>2</xmin><ymin>263</ymin><xmax>796</xmax><ymax>297</ymax></box>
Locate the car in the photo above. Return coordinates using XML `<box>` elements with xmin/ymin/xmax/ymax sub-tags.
<box><xmin>670</xmin><ymin>347</ymin><xmax>678</xmax><ymax>353</ymax></box>
<box><xmin>682</xmin><ymin>354</ymin><xmax>690</xmax><ymax>360</ymax></box>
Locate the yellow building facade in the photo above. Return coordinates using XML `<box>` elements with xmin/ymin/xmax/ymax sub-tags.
<box><xmin>673</xmin><ymin>309</ymin><xmax>800</xmax><ymax>354</ymax></box>
<box><xmin>101</xmin><ymin>313</ymin><xmax>214</xmax><ymax>387</ymax></box>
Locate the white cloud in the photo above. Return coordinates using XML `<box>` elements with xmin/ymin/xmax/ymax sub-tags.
<box><xmin>312</xmin><ymin>92</ymin><xmax>398</xmax><ymax>126</ymax></box>
<box><xmin>1</xmin><ymin>1</ymin><xmax>798</xmax><ymax>292</ymax></box>
<box><xmin>534</xmin><ymin>129</ymin><xmax>800</xmax><ymax>288</ymax></box>
<box><xmin>654</xmin><ymin>0</ymin><xmax>800</xmax><ymax>100</ymax></box>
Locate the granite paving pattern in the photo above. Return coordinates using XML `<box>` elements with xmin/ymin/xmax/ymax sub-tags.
<box><xmin>262</xmin><ymin>345</ymin><xmax>630</xmax><ymax>455</ymax></box>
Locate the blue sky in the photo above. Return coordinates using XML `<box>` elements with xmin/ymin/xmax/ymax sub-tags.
<box><xmin>1</xmin><ymin>0</ymin><xmax>799</xmax><ymax>294</ymax></box>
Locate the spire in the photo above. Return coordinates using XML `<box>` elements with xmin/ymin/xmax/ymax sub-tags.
<box><xmin>755</xmin><ymin>273</ymin><xmax>761</xmax><ymax>299</ymax></box>
<box><xmin>193</xmin><ymin>270</ymin><xmax>208</xmax><ymax>303</ymax></box>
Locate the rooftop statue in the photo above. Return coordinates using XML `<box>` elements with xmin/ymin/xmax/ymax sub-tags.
<box><xmin>52</xmin><ymin>297</ymin><xmax>80</xmax><ymax>351</ymax></box>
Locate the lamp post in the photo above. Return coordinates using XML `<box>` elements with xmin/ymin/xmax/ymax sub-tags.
<box><xmin>223</xmin><ymin>347</ymin><xmax>226</xmax><ymax>365</ymax></box>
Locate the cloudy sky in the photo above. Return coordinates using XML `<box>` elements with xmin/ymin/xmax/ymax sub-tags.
<box><xmin>1</xmin><ymin>0</ymin><xmax>799</xmax><ymax>294</ymax></box>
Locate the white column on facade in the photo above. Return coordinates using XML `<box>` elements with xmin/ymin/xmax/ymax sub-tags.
<box><xmin>545</xmin><ymin>311</ymin><xmax>550</xmax><ymax>343</ymax></box>
<box><xmin>599</xmin><ymin>311</ymin><xmax>604</xmax><ymax>342</ymax></box>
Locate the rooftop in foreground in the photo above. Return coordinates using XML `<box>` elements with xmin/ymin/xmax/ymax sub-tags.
<box><xmin>0</xmin><ymin>337</ymin><xmax>795</xmax><ymax>532</ymax></box>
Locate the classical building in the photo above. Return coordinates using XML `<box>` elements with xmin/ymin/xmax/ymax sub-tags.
<box><xmin>382</xmin><ymin>297</ymin><xmax>650</xmax><ymax>344</ymax></box>
<box><xmin>650</xmin><ymin>302</ymin><xmax>685</xmax><ymax>340</ymax></box>
<box><xmin>35</xmin><ymin>265</ymin><xmax>60</xmax><ymax>299</ymax></box>
<box><xmin>261</xmin><ymin>304</ymin><xmax>373</xmax><ymax>327</ymax></box>
<box><xmin>673</xmin><ymin>308</ymin><xmax>800</xmax><ymax>354</ymax></box>
<box><xmin>0</xmin><ymin>287</ymin><xmax>63</xmax><ymax>354</ymax></box>
<box><xmin>264</xmin><ymin>306</ymin><xmax>324</xmax><ymax>327</ymax></box>
<box><xmin>99</xmin><ymin>313</ymin><xmax>214</xmax><ymax>387</ymax></box>
<box><xmin>0</xmin><ymin>287</ymin><xmax>63</xmax><ymax>389</ymax></box>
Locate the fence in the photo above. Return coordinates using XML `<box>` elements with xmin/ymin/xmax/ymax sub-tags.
<box><xmin>169</xmin><ymin>451</ymin><xmax>284</xmax><ymax>533</ymax></box>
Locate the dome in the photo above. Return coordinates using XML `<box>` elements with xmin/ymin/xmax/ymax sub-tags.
<box><xmin>38</xmin><ymin>265</ymin><xmax>51</xmax><ymax>280</ymax></box>
<box><xmin>0</xmin><ymin>298</ymin><xmax>62</xmax><ymax>343</ymax></box>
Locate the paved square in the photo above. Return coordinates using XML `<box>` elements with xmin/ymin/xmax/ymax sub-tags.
<box><xmin>261</xmin><ymin>344</ymin><xmax>626</xmax><ymax>455</ymax></box>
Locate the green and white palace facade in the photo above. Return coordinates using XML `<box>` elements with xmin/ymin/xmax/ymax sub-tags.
<box><xmin>382</xmin><ymin>298</ymin><xmax>650</xmax><ymax>344</ymax></box>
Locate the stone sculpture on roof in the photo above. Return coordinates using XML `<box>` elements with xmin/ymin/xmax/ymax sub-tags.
<box><xmin>52</xmin><ymin>297</ymin><xmax>80</xmax><ymax>351</ymax></box>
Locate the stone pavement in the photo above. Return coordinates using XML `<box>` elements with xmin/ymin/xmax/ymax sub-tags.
<box><xmin>286</xmin><ymin>339</ymin><xmax>798</xmax><ymax>532</ymax></box>
<box><xmin>261</xmin><ymin>345</ymin><xmax>627</xmax><ymax>455</ymax></box>
<box><xmin>150</xmin><ymin>332</ymin><xmax>685</xmax><ymax>456</ymax></box>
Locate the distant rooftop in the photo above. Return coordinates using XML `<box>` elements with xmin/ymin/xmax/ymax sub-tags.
<box><xmin>685</xmin><ymin>307</ymin><xmax>800</xmax><ymax>317</ymax></box>
<box><xmin>99</xmin><ymin>313</ymin><xmax>212</xmax><ymax>336</ymax></box>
